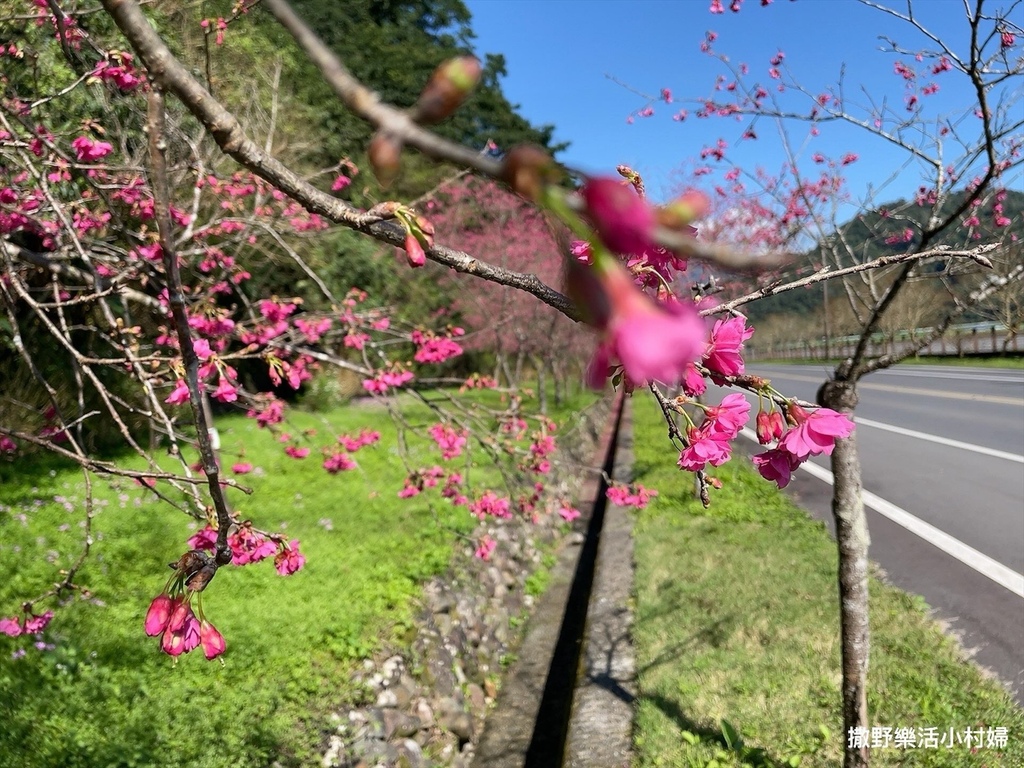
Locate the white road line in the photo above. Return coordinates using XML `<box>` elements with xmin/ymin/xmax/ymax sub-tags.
<box><xmin>740</xmin><ymin>428</ymin><xmax>1024</xmax><ymax>599</ymax></box>
<box><xmin>854</xmin><ymin>417</ymin><xmax>1024</xmax><ymax>464</ymax></box>
<box><xmin>874</xmin><ymin>370</ymin><xmax>1024</xmax><ymax>384</ymax></box>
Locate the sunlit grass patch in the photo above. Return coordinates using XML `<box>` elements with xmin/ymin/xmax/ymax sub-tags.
<box><xmin>630</xmin><ymin>395</ymin><xmax>1024</xmax><ymax>768</ymax></box>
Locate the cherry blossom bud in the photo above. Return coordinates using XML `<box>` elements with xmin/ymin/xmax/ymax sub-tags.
<box><xmin>581</xmin><ymin>177</ymin><xmax>657</xmax><ymax>257</ymax></box>
<box><xmin>755</xmin><ymin>411</ymin><xmax>774</xmax><ymax>444</ymax></box>
<box><xmin>414</xmin><ymin>56</ymin><xmax>482</xmax><ymax>125</ymax></box>
<box><xmin>500</xmin><ymin>144</ymin><xmax>558</xmax><ymax>202</ymax></box>
<box><xmin>144</xmin><ymin>594</ymin><xmax>173</xmax><ymax>636</ymax></box>
<box><xmin>657</xmin><ymin>191</ymin><xmax>709</xmax><ymax>233</ymax></box>
<box><xmin>368</xmin><ymin>132</ymin><xmax>402</xmax><ymax>188</ymax></box>
<box><xmin>200</xmin><ymin>621</ymin><xmax>226</xmax><ymax>660</ymax></box>
<box><xmin>404</xmin><ymin>233</ymin><xmax>426</xmax><ymax>268</ymax></box>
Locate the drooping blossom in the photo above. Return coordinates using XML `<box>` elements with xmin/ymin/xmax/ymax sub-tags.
<box><xmin>778</xmin><ymin>404</ymin><xmax>855</xmax><ymax>460</ymax></box>
<box><xmin>145</xmin><ymin>594</ymin><xmax>176</xmax><ymax>636</ymax></box>
<box><xmin>429</xmin><ymin>424</ymin><xmax>467</xmax><ymax>460</ymax></box>
<box><xmin>22</xmin><ymin>611</ymin><xmax>53</xmax><ymax>634</ymax></box>
<box><xmin>228</xmin><ymin>526</ymin><xmax>277</xmax><ymax>566</ymax></box>
<box><xmin>580</xmin><ymin>176</ymin><xmax>657</xmax><ymax>257</ymax></box>
<box><xmin>558</xmin><ymin>505</ymin><xmax>581</xmax><ymax>523</ymax></box>
<box><xmin>274</xmin><ymin>540</ymin><xmax>306</xmax><ymax>575</ymax></box>
<box><xmin>469</xmin><ymin>492</ymin><xmax>512</xmax><ymax>520</ymax></box>
<box><xmin>323</xmin><ymin>451</ymin><xmax>357</xmax><ymax>473</ymax></box>
<box><xmin>574</xmin><ymin>258</ymin><xmax>705</xmax><ymax>388</ymax></box>
<box><xmin>231</xmin><ymin>462</ymin><xmax>253</xmax><ymax>475</ymax></box>
<box><xmin>702</xmin><ymin>393</ymin><xmax>750</xmax><ymax>439</ymax></box>
<box><xmin>678</xmin><ymin>426</ymin><xmax>732</xmax><ymax>472</ymax></box>
<box><xmin>752</xmin><ymin>448</ymin><xmax>803</xmax><ymax>488</ymax></box>
<box><xmin>165</xmin><ymin>380</ymin><xmax>190</xmax><ymax>405</ymax></box>
<box><xmin>703</xmin><ymin>316</ymin><xmax>754</xmax><ymax>379</ymax></box>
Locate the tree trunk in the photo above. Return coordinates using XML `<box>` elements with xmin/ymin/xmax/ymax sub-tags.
<box><xmin>821</xmin><ymin>380</ymin><xmax>870</xmax><ymax>768</ymax></box>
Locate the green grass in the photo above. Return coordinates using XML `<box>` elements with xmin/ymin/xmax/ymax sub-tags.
<box><xmin>630</xmin><ymin>395</ymin><xmax>1024</xmax><ymax>768</ymax></box>
<box><xmin>0</xmin><ymin>388</ymin><xmax>594</xmax><ymax>768</ymax></box>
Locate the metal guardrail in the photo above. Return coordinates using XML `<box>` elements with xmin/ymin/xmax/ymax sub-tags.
<box><xmin>748</xmin><ymin>324</ymin><xmax>1023</xmax><ymax>361</ymax></box>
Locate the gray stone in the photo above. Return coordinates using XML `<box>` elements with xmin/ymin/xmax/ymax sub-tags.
<box><xmin>382</xmin><ymin>709</ymin><xmax>421</xmax><ymax>739</ymax></box>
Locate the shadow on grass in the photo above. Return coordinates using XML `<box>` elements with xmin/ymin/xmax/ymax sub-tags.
<box><xmin>636</xmin><ymin>615</ymin><xmax>797</xmax><ymax>768</ymax></box>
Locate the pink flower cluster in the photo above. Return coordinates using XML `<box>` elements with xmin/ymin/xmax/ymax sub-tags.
<box><xmin>323</xmin><ymin>451</ymin><xmax>357</xmax><ymax>473</ymax></box>
<box><xmin>412</xmin><ymin>329</ymin><xmax>464</xmax><ymax>364</ymax></box>
<box><xmin>0</xmin><ymin>611</ymin><xmax>53</xmax><ymax>637</ymax></box>
<box><xmin>469</xmin><ymin>491</ymin><xmax>512</xmax><ymax>520</ymax></box>
<box><xmin>187</xmin><ymin>523</ymin><xmax>305</xmax><ymax>575</ymax></box>
<box><xmin>71</xmin><ymin>136</ymin><xmax>112</xmax><ymax>163</ymax></box>
<box><xmin>363</xmin><ymin>369</ymin><xmax>414</xmax><ymax>394</ymax></box>
<box><xmin>752</xmin><ymin>403</ymin><xmax>855</xmax><ymax>488</ymax></box>
<box><xmin>606</xmin><ymin>482</ymin><xmax>658</xmax><ymax>509</ymax></box>
<box><xmin>145</xmin><ymin>594</ymin><xmax>224</xmax><ymax>660</ymax></box>
<box><xmin>429</xmin><ymin>423</ymin><xmax>468</xmax><ymax>460</ymax></box>
<box><xmin>677</xmin><ymin>393</ymin><xmax>750</xmax><ymax>472</ymax></box>
<box><xmin>397</xmin><ymin>466</ymin><xmax>448</xmax><ymax>498</ymax></box>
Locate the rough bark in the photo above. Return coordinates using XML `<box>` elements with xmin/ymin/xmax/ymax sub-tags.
<box><xmin>821</xmin><ymin>379</ymin><xmax>870</xmax><ymax>768</ymax></box>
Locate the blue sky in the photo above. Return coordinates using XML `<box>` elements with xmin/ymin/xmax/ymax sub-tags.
<box><xmin>464</xmin><ymin>0</ymin><xmax>1022</xmax><ymax>210</ymax></box>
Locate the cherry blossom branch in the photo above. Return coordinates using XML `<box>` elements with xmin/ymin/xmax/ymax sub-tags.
<box><xmin>858</xmin><ymin>253</ymin><xmax>1019</xmax><ymax>375</ymax></box>
<box><xmin>705</xmin><ymin>243</ymin><xmax>997</xmax><ymax>317</ymax></box>
<box><xmin>99</xmin><ymin>0</ymin><xmax>580</xmax><ymax>322</ymax></box>
<box><xmin>147</xmin><ymin>87</ymin><xmax>234</xmax><ymax>566</ymax></box>
<box><xmin>260</xmin><ymin>0</ymin><xmax>503</xmax><ymax>179</ymax></box>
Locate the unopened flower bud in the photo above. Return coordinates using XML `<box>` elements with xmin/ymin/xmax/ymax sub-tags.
<box><xmin>755</xmin><ymin>411</ymin><xmax>773</xmax><ymax>444</ymax></box>
<box><xmin>415</xmin><ymin>215</ymin><xmax>435</xmax><ymax>248</ymax></box>
<box><xmin>414</xmin><ymin>56</ymin><xmax>482</xmax><ymax>125</ymax></box>
<box><xmin>369</xmin><ymin>132</ymin><xmax>403</xmax><ymax>188</ymax></box>
<box><xmin>656</xmin><ymin>191</ymin><xmax>709</xmax><ymax>233</ymax></box>
<box><xmin>404</xmin><ymin>233</ymin><xmax>426</xmax><ymax>268</ymax></box>
<box><xmin>786</xmin><ymin>403</ymin><xmax>809</xmax><ymax>426</ymax></box>
<box><xmin>500</xmin><ymin>144</ymin><xmax>558</xmax><ymax>202</ymax></box>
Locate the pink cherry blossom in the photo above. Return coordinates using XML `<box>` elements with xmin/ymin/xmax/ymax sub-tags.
<box><xmin>231</xmin><ymin>462</ymin><xmax>253</xmax><ymax>474</ymax></box>
<box><xmin>284</xmin><ymin>445</ymin><xmax>309</xmax><ymax>459</ymax></box>
<box><xmin>581</xmin><ymin>177</ymin><xmax>657</xmax><ymax>258</ymax></box>
<box><xmin>71</xmin><ymin>136</ymin><xmax>113</xmax><ymax>162</ymax></box>
<box><xmin>703</xmin><ymin>316</ymin><xmax>754</xmax><ymax>379</ymax></box>
<box><xmin>323</xmin><ymin>451</ymin><xmax>357</xmax><ymax>473</ymax></box>
<box><xmin>558</xmin><ymin>505</ymin><xmax>581</xmax><ymax>522</ymax></box>
<box><xmin>474</xmin><ymin>535</ymin><xmax>497</xmax><ymax>561</ymax></box>
<box><xmin>702</xmin><ymin>393</ymin><xmax>750</xmax><ymax>439</ymax></box>
<box><xmin>756</xmin><ymin>410</ymin><xmax>785</xmax><ymax>444</ymax></box>
<box><xmin>0</xmin><ymin>617</ymin><xmax>22</xmax><ymax>637</ymax></box>
<box><xmin>779</xmin><ymin>405</ymin><xmax>855</xmax><ymax>460</ymax></box>
<box><xmin>274</xmin><ymin>540</ymin><xmax>306</xmax><ymax>575</ymax></box>
<box><xmin>579</xmin><ymin>261</ymin><xmax>705</xmax><ymax>387</ymax></box>
<box><xmin>22</xmin><ymin>611</ymin><xmax>53</xmax><ymax>634</ymax></box>
<box><xmin>165</xmin><ymin>380</ymin><xmax>190</xmax><ymax>405</ymax></box>
<box><xmin>752</xmin><ymin>448</ymin><xmax>803</xmax><ymax>488</ymax></box>
<box><xmin>678</xmin><ymin>426</ymin><xmax>732</xmax><ymax>471</ymax></box>
<box><xmin>211</xmin><ymin>378</ymin><xmax>238</xmax><ymax>403</ymax></box>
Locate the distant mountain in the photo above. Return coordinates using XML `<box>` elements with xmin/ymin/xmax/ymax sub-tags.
<box><xmin>741</xmin><ymin>189</ymin><xmax>1024</xmax><ymax>324</ymax></box>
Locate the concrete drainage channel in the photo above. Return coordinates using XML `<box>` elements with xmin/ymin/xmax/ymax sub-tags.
<box><xmin>473</xmin><ymin>395</ymin><xmax>636</xmax><ymax>768</ymax></box>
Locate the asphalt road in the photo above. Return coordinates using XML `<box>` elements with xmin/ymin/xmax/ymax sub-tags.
<box><xmin>733</xmin><ymin>363</ymin><xmax>1024</xmax><ymax>704</ymax></box>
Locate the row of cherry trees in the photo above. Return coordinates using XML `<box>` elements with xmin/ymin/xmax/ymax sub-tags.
<box><xmin>1</xmin><ymin>1</ymin><xmax>1019</xmax><ymax>765</ymax></box>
